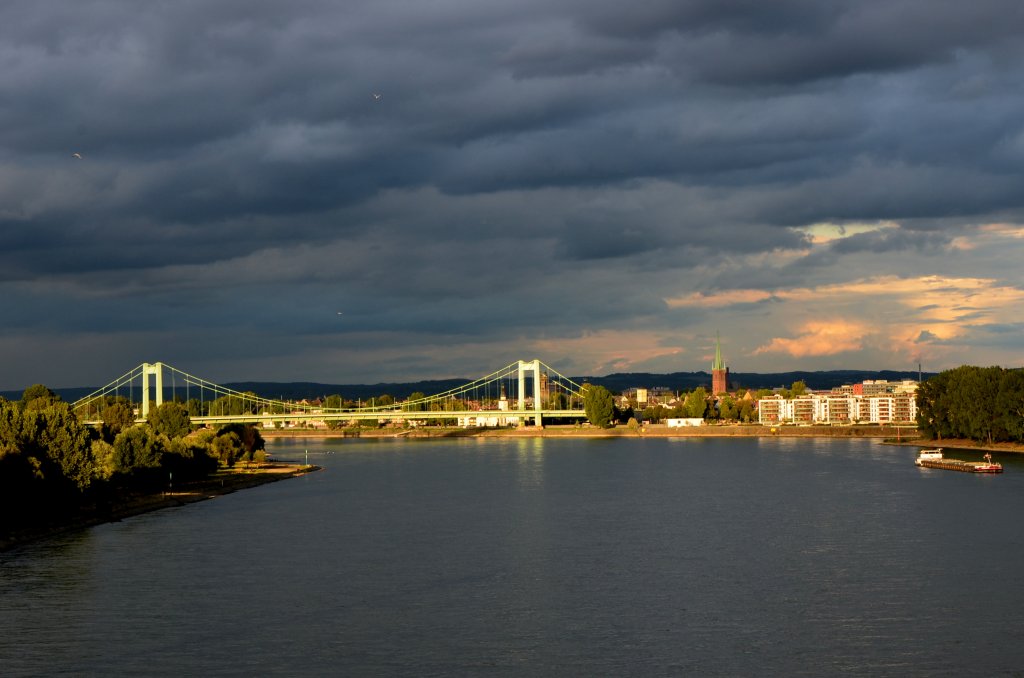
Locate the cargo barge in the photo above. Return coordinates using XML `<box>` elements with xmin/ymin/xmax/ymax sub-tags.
<box><xmin>915</xmin><ymin>448</ymin><xmax>1003</xmax><ymax>474</ymax></box>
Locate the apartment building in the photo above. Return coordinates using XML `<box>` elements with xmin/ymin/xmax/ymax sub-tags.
<box><xmin>758</xmin><ymin>392</ymin><xmax>917</xmax><ymax>425</ymax></box>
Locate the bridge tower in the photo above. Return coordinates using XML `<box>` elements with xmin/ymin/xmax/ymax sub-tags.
<box><xmin>517</xmin><ymin>359</ymin><xmax>544</xmax><ymax>427</ymax></box>
<box><xmin>141</xmin><ymin>362</ymin><xmax>164</xmax><ymax>418</ymax></box>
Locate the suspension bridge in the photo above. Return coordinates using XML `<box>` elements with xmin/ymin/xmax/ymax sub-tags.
<box><xmin>71</xmin><ymin>360</ymin><xmax>589</xmax><ymax>428</ymax></box>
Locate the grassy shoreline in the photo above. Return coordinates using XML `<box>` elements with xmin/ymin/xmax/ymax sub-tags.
<box><xmin>0</xmin><ymin>463</ymin><xmax>320</xmax><ymax>553</ymax></box>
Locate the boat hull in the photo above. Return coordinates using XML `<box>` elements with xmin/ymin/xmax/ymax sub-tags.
<box><xmin>916</xmin><ymin>459</ymin><xmax>1003</xmax><ymax>473</ymax></box>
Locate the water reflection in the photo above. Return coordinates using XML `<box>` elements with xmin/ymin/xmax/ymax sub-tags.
<box><xmin>512</xmin><ymin>437</ymin><xmax>545</xmax><ymax>491</ymax></box>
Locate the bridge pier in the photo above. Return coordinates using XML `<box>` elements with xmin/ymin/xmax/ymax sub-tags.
<box><xmin>141</xmin><ymin>362</ymin><xmax>164</xmax><ymax>419</ymax></box>
<box><xmin>517</xmin><ymin>359</ymin><xmax>544</xmax><ymax>426</ymax></box>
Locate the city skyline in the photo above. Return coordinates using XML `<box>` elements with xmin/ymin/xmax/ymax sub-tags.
<box><xmin>3</xmin><ymin>1</ymin><xmax>1024</xmax><ymax>390</ymax></box>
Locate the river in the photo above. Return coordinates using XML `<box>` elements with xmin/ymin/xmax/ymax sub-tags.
<box><xmin>2</xmin><ymin>436</ymin><xmax>1023</xmax><ymax>676</ymax></box>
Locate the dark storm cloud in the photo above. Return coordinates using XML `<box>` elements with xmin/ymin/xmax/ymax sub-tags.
<box><xmin>572</xmin><ymin>0</ymin><xmax>1024</xmax><ymax>84</ymax></box>
<box><xmin>793</xmin><ymin>228</ymin><xmax>956</xmax><ymax>270</ymax></box>
<box><xmin>4</xmin><ymin>0</ymin><xmax>1024</xmax><ymax>385</ymax></box>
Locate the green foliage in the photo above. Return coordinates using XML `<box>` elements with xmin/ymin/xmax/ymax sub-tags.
<box><xmin>91</xmin><ymin>439</ymin><xmax>116</xmax><ymax>481</ymax></box>
<box><xmin>214</xmin><ymin>423</ymin><xmax>265</xmax><ymax>464</ymax></box>
<box><xmin>1</xmin><ymin>396</ymin><xmax>98</xmax><ymax>512</ymax></box>
<box><xmin>995</xmin><ymin>370</ymin><xmax>1024</xmax><ymax>441</ymax></box>
<box><xmin>112</xmin><ymin>425</ymin><xmax>165</xmax><ymax>474</ymax></box>
<box><xmin>147</xmin><ymin>402</ymin><xmax>192</xmax><ymax>439</ymax></box>
<box><xmin>0</xmin><ymin>383</ymin><xmax>227</xmax><ymax>534</ymax></box>
<box><xmin>102</xmin><ymin>400</ymin><xmax>136</xmax><ymax>437</ymax></box>
<box><xmin>208</xmin><ymin>393</ymin><xmax>258</xmax><ymax>416</ymax></box>
<box><xmin>405</xmin><ymin>392</ymin><xmax>427</xmax><ymax>411</ymax></box>
<box><xmin>549</xmin><ymin>392</ymin><xmax>569</xmax><ymax>409</ymax></box>
<box><xmin>21</xmin><ymin>384</ymin><xmax>59</xmax><ymax>410</ymax></box>
<box><xmin>23</xmin><ymin>402</ymin><xmax>95</xmax><ymax>491</ymax></box>
<box><xmin>683</xmin><ymin>387</ymin><xmax>709</xmax><ymax>419</ymax></box>
<box><xmin>211</xmin><ymin>431</ymin><xmax>243</xmax><ymax>466</ymax></box>
<box><xmin>719</xmin><ymin>396</ymin><xmax>738</xmax><ymax>421</ymax></box>
<box><xmin>641</xmin><ymin>405</ymin><xmax>667</xmax><ymax>424</ymax></box>
<box><xmin>917</xmin><ymin>366</ymin><xmax>1024</xmax><ymax>443</ymax></box>
<box><xmin>163</xmin><ymin>436</ymin><xmax>219</xmax><ymax>479</ymax></box>
<box><xmin>184</xmin><ymin>398</ymin><xmax>205</xmax><ymax>417</ymax></box>
<box><xmin>583</xmin><ymin>383</ymin><xmax>615</xmax><ymax>428</ymax></box>
<box><xmin>791</xmin><ymin>380</ymin><xmax>808</xmax><ymax>397</ymax></box>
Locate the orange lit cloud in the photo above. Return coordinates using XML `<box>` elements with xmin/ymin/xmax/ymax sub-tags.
<box><xmin>793</xmin><ymin>220</ymin><xmax>898</xmax><ymax>245</ymax></box>
<box><xmin>667</xmin><ymin>275</ymin><xmax>1024</xmax><ymax>327</ymax></box>
<box><xmin>754</xmin><ymin>320</ymin><xmax>869</xmax><ymax>357</ymax></box>
<box><xmin>665</xmin><ymin>289</ymin><xmax>773</xmax><ymax>308</ymax></box>
<box><xmin>951</xmin><ymin>222</ymin><xmax>1024</xmax><ymax>251</ymax></box>
<box><xmin>531</xmin><ymin>330</ymin><xmax>683</xmax><ymax>373</ymax></box>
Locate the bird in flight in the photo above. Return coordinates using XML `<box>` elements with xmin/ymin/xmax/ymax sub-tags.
<box><xmin>372</xmin><ymin>93</ymin><xmax>382</xmax><ymax>101</ymax></box>
<box><xmin>72</xmin><ymin>152</ymin><xmax>83</xmax><ymax>159</ymax></box>
<box><xmin>336</xmin><ymin>311</ymin><xmax>344</xmax><ymax>315</ymax></box>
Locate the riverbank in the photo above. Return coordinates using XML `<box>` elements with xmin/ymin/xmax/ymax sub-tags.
<box><xmin>263</xmin><ymin>423</ymin><xmax>922</xmax><ymax>440</ymax></box>
<box><xmin>264</xmin><ymin>425</ymin><xmax>1024</xmax><ymax>454</ymax></box>
<box><xmin>887</xmin><ymin>437</ymin><xmax>1024</xmax><ymax>454</ymax></box>
<box><xmin>0</xmin><ymin>463</ymin><xmax>320</xmax><ymax>553</ymax></box>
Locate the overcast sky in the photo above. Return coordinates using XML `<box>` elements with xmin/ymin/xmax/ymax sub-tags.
<box><xmin>3</xmin><ymin>0</ymin><xmax>1024</xmax><ymax>389</ymax></box>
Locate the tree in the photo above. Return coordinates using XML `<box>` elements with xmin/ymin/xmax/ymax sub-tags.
<box><xmin>719</xmin><ymin>396</ymin><xmax>738</xmax><ymax>421</ymax></box>
<box><xmin>215</xmin><ymin>423</ymin><xmax>265</xmax><ymax>462</ymax></box>
<box><xmin>683</xmin><ymin>387</ymin><xmax>709</xmax><ymax>419</ymax></box>
<box><xmin>996</xmin><ymin>369</ymin><xmax>1024</xmax><ymax>441</ymax></box>
<box><xmin>583</xmin><ymin>383</ymin><xmax>615</xmax><ymax>428</ymax></box>
<box><xmin>791</xmin><ymin>380</ymin><xmax>808</xmax><ymax>397</ymax></box>
<box><xmin>91</xmin><ymin>439</ymin><xmax>116</xmax><ymax>481</ymax></box>
<box><xmin>0</xmin><ymin>399</ymin><xmax>38</xmax><ymax>513</ymax></box>
<box><xmin>549</xmin><ymin>392</ymin><xmax>569</xmax><ymax>410</ymax></box>
<box><xmin>112</xmin><ymin>425</ymin><xmax>165</xmax><ymax>474</ymax></box>
<box><xmin>212</xmin><ymin>431</ymin><xmax>243</xmax><ymax>466</ymax></box>
<box><xmin>25</xmin><ymin>402</ymin><xmax>95</xmax><ymax>491</ymax></box>
<box><xmin>147</xmin><ymin>402</ymin><xmax>192</xmax><ymax>439</ymax></box>
<box><xmin>917</xmin><ymin>366</ymin><xmax>1024</xmax><ymax>443</ymax></box>
<box><xmin>405</xmin><ymin>392</ymin><xmax>427</xmax><ymax>411</ymax></box>
<box><xmin>102</xmin><ymin>400</ymin><xmax>136</xmax><ymax>436</ymax></box>
<box><xmin>184</xmin><ymin>398</ymin><xmax>205</xmax><ymax>417</ymax></box>
<box><xmin>21</xmin><ymin>384</ymin><xmax>59</xmax><ymax>411</ymax></box>
<box><xmin>162</xmin><ymin>436</ymin><xmax>219</xmax><ymax>479</ymax></box>
<box><xmin>642</xmin><ymin>405</ymin><xmax>665</xmax><ymax>424</ymax></box>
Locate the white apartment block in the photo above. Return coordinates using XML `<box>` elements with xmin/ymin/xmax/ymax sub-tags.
<box><xmin>758</xmin><ymin>393</ymin><xmax>917</xmax><ymax>425</ymax></box>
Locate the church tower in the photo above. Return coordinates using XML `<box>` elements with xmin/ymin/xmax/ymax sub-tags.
<box><xmin>712</xmin><ymin>332</ymin><xmax>729</xmax><ymax>395</ymax></box>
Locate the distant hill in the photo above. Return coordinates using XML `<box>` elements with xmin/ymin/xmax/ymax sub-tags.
<box><xmin>3</xmin><ymin>370</ymin><xmax>931</xmax><ymax>404</ymax></box>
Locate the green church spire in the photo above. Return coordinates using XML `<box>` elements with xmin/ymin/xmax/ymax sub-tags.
<box><xmin>712</xmin><ymin>332</ymin><xmax>725</xmax><ymax>371</ymax></box>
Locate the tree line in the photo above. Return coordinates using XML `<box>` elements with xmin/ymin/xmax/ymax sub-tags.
<box><xmin>582</xmin><ymin>384</ymin><xmax>761</xmax><ymax>428</ymax></box>
<box><xmin>916</xmin><ymin>366</ymin><xmax>1024</xmax><ymax>444</ymax></box>
<box><xmin>1</xmin><ymin>385</ymin><xmax>266</xmax><ymax>536</ymax></box>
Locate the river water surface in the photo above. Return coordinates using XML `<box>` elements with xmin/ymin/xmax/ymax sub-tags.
<box><xmin>3</xmin><ymin>437</ymin><xmax>1024</xmax><ymax>676</ymax></box>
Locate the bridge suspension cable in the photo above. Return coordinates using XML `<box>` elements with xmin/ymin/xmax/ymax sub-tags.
<box><xmin>71</xmin><ymin>359</ymin><xmax>588</xmax><ymax>424</ymax></box>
